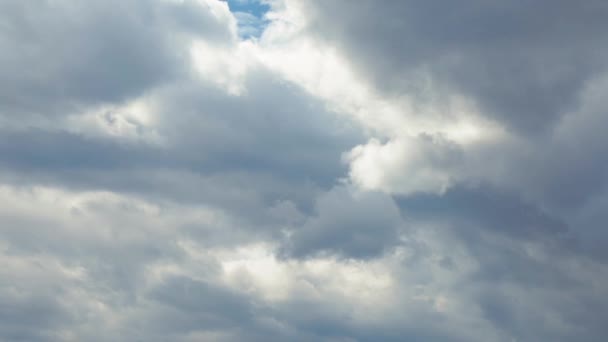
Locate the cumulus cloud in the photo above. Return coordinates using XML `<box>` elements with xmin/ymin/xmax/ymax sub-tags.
<box><xmin>0</xmin><ymin>0</ymin><xmax>235</xmax><ymax>121</ymax></box>
<box><xmin>298</xmin><ymin>0</ymin><xmax>608</xmax><ymax>134</ymax></box>
<box><xmin>280</xmin><ymin>186</ymin><xmax>403</xmax><ymax>259</ymax></box>
<box><xmin>1</xmin><ymin>0</ymin><xmax>608</xmax><ymax>341</ymax></box>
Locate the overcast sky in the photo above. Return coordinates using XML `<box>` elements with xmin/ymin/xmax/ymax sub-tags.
<box><xmin>1</xmin><ymin>0</ymin><xmax>608</xmax><ymax>341</ymax></box>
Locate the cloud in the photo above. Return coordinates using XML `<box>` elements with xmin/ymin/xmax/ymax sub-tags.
<box><xmin>395</xmin><ymin>184</ymin><xmax>568</xmax><ymax>240</ymax></box>
<box><xmin>0</xmin><ymin>0</ymin><xmax>235</xmax><ymax>119</ymax></box>
<box><xmin>345</xmin><ymin>135</ymin><xmax>463</xmax><ymax>194</ymax></box>
<box><xmin>280</xmin><ymin>186</ymin><xmax>403</xmax><ymax>259</ymax></box>
<box><xmin>1</xmin><ymin>0</ymin><xmax>608</xmax><ymax>341</ymax></box>
<box><xmin>298</xmin><ymin>0</ymin><xmax>608</xmax><ymax>134</ymax></box>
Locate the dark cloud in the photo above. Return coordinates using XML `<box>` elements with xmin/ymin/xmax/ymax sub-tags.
<box><xmin>281</xmin><ymin>186</ymin><xmax>403</xmax><ymax>259</ymax></box>
<box><xmin>0</xmin><ymin>52</ymin><xmax>362</xmax><ymax>210</ymax></box>
<box><xmin>0</xmin><ymin>293</ymin><xmax>73</xmax><ymax>342</ymax></box>
<box><xmin>149</xmin><ymin>276</ymin><xmax>256</xmax><ymax>330</ymax></box>
<box><xmin>0</xmin><ymin>0</ymin><xmax>232</xmax><ymax>118</ymax></box>
<box><xmin>390</xmin><ymin>183</ymin><xmax>608</xmax><ymax>341</ymax></box>
<box><xmin>395</xmin><ymin>184</ymin><xmax>568</xmax><ymax>240</ymax></box>
<box><xmin>301</xmin><ymin>0</ymin><xmax>608</xmax><ymax>133</ymax></box>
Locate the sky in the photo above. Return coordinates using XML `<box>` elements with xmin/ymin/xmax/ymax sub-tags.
<box><xmin>1</xmin><ymin>0</ymin><xmax>608</xmax><ymax>341</ymax></box>
<box><xmin>224</xmin><ymin>0</ymin><xmax>270</xmax><ymax>38</ymax></box>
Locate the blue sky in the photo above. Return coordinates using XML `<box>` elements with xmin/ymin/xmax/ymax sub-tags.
<box><xmin>226</xmin><ymin>0</ymin><xmax>270</xmax><ymax>38</ymax></box>
<box><xmin>226</xmin><ymin>0</ymin><xmax>269</xmax><ymax>18</ymax></box>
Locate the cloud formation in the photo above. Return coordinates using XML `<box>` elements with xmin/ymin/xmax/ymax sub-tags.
<box><xmin>1</xmin><ymin>0</ymin><xmax>608</xmax><ymax>341</ymax></box>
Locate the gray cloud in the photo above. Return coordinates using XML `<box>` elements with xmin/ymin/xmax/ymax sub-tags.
<box><xmin>0</xmin><ymin>293</ymin><xmax>73</xmax><ymax>342</ymax></box>
<box><xmin>1</xmin><ymin>0</ymin><xmax>608</xmax><ymax>341</ymax></box>
<box><xmin>301</xmin><ymin>0</ymin><xmax>608</xmax><ymax>134</ymax></box>
<box><xmin>395</xmin><ymin>184</ymin><xmax>568</xmax><ymax>240</ymax></box>
<box><xmin>0</xmin><ymin>0</ymin><xmax>232</xmax><ymax>118</ymax></box>
<box><xmin>281</xmin><ymin>186</ymin><xmax>403</xmax><ymax>259</ymax></box>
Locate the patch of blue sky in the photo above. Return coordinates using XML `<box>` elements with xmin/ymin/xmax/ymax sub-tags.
<box><xmin>225</xmin><ymin>0</ymin><xmax>270</xmax><ymax>39</ymax></box>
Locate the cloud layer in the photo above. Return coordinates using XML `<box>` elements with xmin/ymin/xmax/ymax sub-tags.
<box><xmin>1</xmin><ymin>0</ymin><xmax>608</xmax><ymax>341</ymax></box>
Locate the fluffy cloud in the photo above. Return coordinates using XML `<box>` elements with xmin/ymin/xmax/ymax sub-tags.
<box><xmin>298</xmin><ymin>0</ymin><xmax>608</xmax><ymax>134</ymax></box>
<box><xmin>280</xmin><ymin>186</ymin><xmax>403</xmax><ymax>259</ymax></box>
<box><xmin>1</xmin><ymin>0</ymin><xmax>608</xmax><ymax>341</ymax></box>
